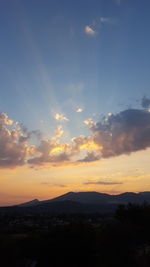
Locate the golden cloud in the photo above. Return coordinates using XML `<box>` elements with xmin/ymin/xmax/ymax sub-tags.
<box><xmin>84</xmin><ymin>26</ymin><xmax>96</xmax><ymax>35</ymax></box>
<box><xmin>54</xmin><ymin>113</ymin><xmax>69</xmax><ymax>121</ymax></box>
<box><xmin>76</xmin><ymin>108</ymin><xmax>83</xmax><ymax>113</ymax></box>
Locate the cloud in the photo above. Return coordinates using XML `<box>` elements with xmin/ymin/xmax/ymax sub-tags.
<box><xmin>0</xmin><ymin>113</ymin><xmax>36</xmax><ymax>168</ymax></box>
<box><xmin>0</xmin><ymin>113</ymin><xmax>96</xmax><ymax>168</ymax></box>
<box><xmin>28</xmin><ymin>138</ymin><xmax>71</xmax><ymax>166</ymax></box>
<box><xmin>83</xmin><ymin>118</ymin><xmax>95</xmax><ymax>126</ymax></box>
<box><xmin>71</xmin><ymin>135</ymin><xmax>100</xmax><ymax>152</ymax></box>
<box><xmin>78</xmin><ymin>152</ymin><xmax>101</xmax><ymax>162</ymax></box>
<box><xmin>54</xmin><ymin>113</ymin><xmax>69</xmax><ymax>121</ymax></box>
<box><xmin>41</xmin><ymin>182</ymin><xmax>66</xmax><ymax>187</ymax></box>
<box><xmin>84</xmin><ymin>26</ymin><xmax>96</xmax><ymax>35</ymax></box>
<box><xmin>2</xmin><ymin>104</ymin><xmax>150</xmax><ymax>169</ymax></box>
<box><xmin>76</xmin><ymin>108</ymin><xmax>83</xmax><ymax>113</ymax></box>
<box><xmin>16</xmin><ymin>108</ymin><xmax>150</xmax><ymax>167</ymax></box>
<box><xmin>54</xmin><ymin>125</ymin><xmax>64</xmax><ymax>139</ymax></box>
<box><xmin>28</xmin><ymin>150</ymin><xmax>70</xmax><ymax>166</ymax></box>
<box><xmin>84</xmin><ymin>180</ymin><xmax>123</xmax><ymax>185</ymax></box>
<box><xmin>85</xmin><ymin>17</ymin><xmax>114</xmax><ymax>36</ymax></box>
<box><xmin>141</xmin><ymin>96</ymin><xmax>150</xmax><ymax>109</ymax></box>
<box><xmin>100</xmin><ymin>17</ymin><xmax>113</xmax><ymax>24</ymax></box>
<box><xmin>93</xmin><ymin>109</ymin><xmax>150</xmax><ymax>158</ymax></box>
<box><xmin>0</xmin><ymin>112</ymin><xmax>13</xmax><ymax>125</ymax></box>
<box><xmin>28</xmin><ymin>135</ymin><xmax>101</xmax><ymax>167</ymax></box>
<box><xmin>84</xmin><ymin>16</ymin><xmax>115</xmax><ymax>38</ymax></box>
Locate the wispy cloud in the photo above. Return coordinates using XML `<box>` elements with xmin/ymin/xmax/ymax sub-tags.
<box><xmin>84</xmin><ymin>180</ymin><xmax>123</xmax><ymax>185</ymax></box>
<box><xmin>100</xmin><ymin>17</ymin><xmax>113</xmax><ymax>24</ymax></box>
<box><xmin>41</xmin><ymin>182</ymin><xmax>66</xmax><ymax>187</ymax></box>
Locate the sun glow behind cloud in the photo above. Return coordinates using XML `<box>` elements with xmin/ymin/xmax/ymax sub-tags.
<box><xmin>1</xmin><ymin>100</ymin><xmax>150</xmax><ymax>169</ymax></box>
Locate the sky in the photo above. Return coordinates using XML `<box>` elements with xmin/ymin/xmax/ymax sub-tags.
<box><xmin>1</xmin><ymin>0</ymin><xmax>150</xmax><ymax>205</ymax></box>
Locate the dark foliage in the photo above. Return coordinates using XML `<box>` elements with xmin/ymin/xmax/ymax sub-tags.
<box><xmin>0</xmin><ymin>204</ymin><xmax>150</xmax><ymax>266</ymax></box>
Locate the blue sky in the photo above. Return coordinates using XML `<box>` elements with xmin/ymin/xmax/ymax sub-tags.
<box><xmin>1</xmin><ymin>0</ymin><xmax>150</xmax><ymax>204</ymax></box>
<box><xmin>0</xmin><ymin>0</ymin><xmax>150</xmax><ymax>142</ymax></box>
<box><xmin>0</xmin><ymin>0</ymin><xmax>150</xmax><ymax>137</ymax></box>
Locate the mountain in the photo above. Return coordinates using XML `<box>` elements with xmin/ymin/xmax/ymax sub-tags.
<box><xmin>41</xmin><ymin>191</ymin><xmax>112</xmax><ymax>205</ymax></box>
<box><xmin>1</xmin><ymin>191</ymin><xmax>150</xmax><ymax>214</ymax></box>
<box><xmin>18</xmin><ymin>199</ymin><xmax>40</xmax><ymax>207</ymax></box>
<box><xmin>41</xmin><ymin>191</ymin><xmax>150</xmax><ymax>205</ymax></box>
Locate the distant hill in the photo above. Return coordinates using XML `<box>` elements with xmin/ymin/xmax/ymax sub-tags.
<box><xmin>1</xmin><ymin>191</ymin><xmax>150</xmax><ymax>214</ymax></box>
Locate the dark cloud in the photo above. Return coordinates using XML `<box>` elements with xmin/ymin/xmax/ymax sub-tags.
<box><xmin>93</xmin><ymin>109</ymin><xmax>150</xmax><ymax>158</ymax></box>
<box><xmin>141</xmin><ymin>96</ymin><xmax>150</xmax><ymax>108</ymax></box>
<box><xmin>28</xmin><ymin>152</ymin><xmax>69</xmax><ymax>166</ymax></box>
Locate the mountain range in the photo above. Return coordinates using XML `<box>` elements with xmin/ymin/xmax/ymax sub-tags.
<box><xmin>21</xmin><ymin>191</ymin><xmax>150</xmax><ymax>205</ymax></box>
<box><xmin>1</xmin><ymin>191</ymin><xmax>150</xmax><ymax>214</ymax></box>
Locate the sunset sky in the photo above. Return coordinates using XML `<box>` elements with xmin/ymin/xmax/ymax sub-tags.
<box><xmin>1</xmin><ymin>0</ymin><xmax>150</xmax><ymax>205</ymax></box>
